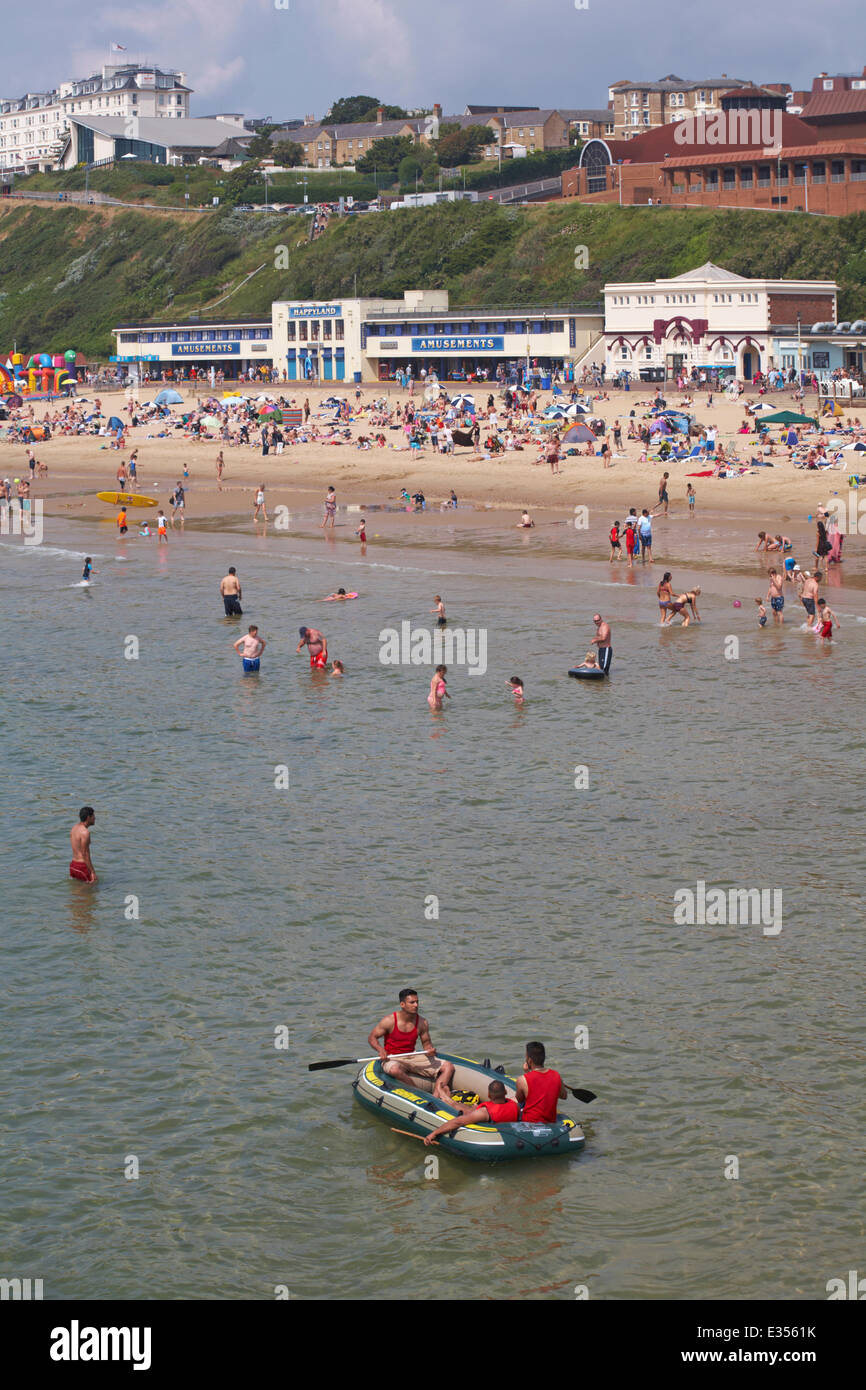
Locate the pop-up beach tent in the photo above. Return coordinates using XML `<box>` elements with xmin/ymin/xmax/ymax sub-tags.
<box><xmin>757</xmin><ymin>410</ymin><xmax>817</xmax><ymax>426</ymax></box>
<box><xmin>561</xmin><ymin>423</ymin><xmax>596</xmax><ymax>444</ymax></box>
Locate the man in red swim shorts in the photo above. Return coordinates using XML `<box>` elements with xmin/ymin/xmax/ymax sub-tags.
<box><xmin>69</xmin><ymin>806</ymin><xmax>97</xmax><ymax>884</ymax></box>
<box><xmin>296</xmin><ymin>625</ymin><xmax>328</xmax><ymax>669</ymax></box>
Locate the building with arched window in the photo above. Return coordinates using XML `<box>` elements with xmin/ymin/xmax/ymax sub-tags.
<box><xmin>604</xmin><ymin>263</ymin><xmax>837</xmax><ymax>381</ymax></box>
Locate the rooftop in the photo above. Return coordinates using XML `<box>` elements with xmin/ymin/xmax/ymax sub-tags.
<box><xmin>69</xmin><ymin>115</ymin><xmax>248</xmax><ymax>146</ymax></box>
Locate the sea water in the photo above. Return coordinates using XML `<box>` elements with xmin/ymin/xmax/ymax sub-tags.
<box><xmin>1</xmin><ymin>513</ymin><xmax>863</xmax><ymax>1300</ymax></box>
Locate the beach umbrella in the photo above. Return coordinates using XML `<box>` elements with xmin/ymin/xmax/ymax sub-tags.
<box><xmin>154</xmin><ymin>388</ymin><xmax>183</xmax><ymax>405</ymax></box>
<box><xmin>221</xmin><ymin>394</ymin><xmax>244</xmax><ymax>403</ymax></box>
<box><xmin>749</xmin><ymin>402</ymin><xmax>776</xmax><ymax>413</ymax></box>
<box><xmin>450</xmin><ymin>393</ymin><xmax>475</xmax><ymax>410</ymax></box>
<box><xmin>200</xmin><ymin>414</ymin><xmax>222</xmax><ymax>429</ymax></box>
<box><xmin>561</xmin><ymin>423</ymin><xmax>595</xmax><ymax>444</ymax></box>
<box><xmin>842</xmin><ymin>441</ymin><xmax>866</xmax><ymax>450</ymax></box>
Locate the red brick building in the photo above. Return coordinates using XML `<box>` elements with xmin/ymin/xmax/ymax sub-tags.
<box><xmin>562</xmin><ymin>113</ymin><xmax>866</xmax><ymax>215</ymax></box>
<box><xmin>800</xmin><ymin>69</ymin><xmax>866</xmax><ymax>140</ymax></box>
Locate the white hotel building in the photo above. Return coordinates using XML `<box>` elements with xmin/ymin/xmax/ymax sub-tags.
<box><xmin>0</xmin><ymin>63</ymin><xmax>190</xmax><ymax>174</ymax></box>
<box><xmin>604</xmin><ymin>263</ymin><xmax>838</xmax><ymax>381</ymax></box>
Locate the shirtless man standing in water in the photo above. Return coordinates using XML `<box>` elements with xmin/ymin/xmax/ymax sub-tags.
<box><xmin>296</xmin><ymin>625</ymin><xmax>328</xmax><ymax>669</ymax></box>
<box><xmin>69</xmin><ymin>806</ymin><xmax>97</xmax><ymax>883</ymax></box>
<box><xmin>368</xmin><ymin>989</ymin><xmax>456</xmax><ymax>1101</ymax></box>
<box><xmin>591</xmin><ymin>614</ymin><xmax>612</xmax><ymax>673</ymax></box>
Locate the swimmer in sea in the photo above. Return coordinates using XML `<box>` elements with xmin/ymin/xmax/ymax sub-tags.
<box><xmin>319</xmin><ymin>588</ymin><xmax>356</xmax><ymax>601</ymax></box>
<box><xmin>331</xmin><ymin>659</ymin><xmax>345</xmax><ymax>678</ymax></box>
<box><xmin>82</xmin><ymin>557</ymin><xmax>95</xmax><ymax>582</ymax></box>
<box><xmin>427</xmin><ymin>665</ymin><xmax>450</xmax><ymax>711</ymax></box>
<box><xmin>220</xmin><ymin>567</ymin><xmax>243</xmax><ymax>617</ymax></box>
<box><xmin>69</xmin><ymin>805</ymin><xmax>97</xmax><ymax>884</ymax></box>
<box><xmin>234</xmin><ymin>624</ymin><xmax>265</xmax><ymax>674</ymax></box>
<box><xmin>517</xmin><ymin>510</ymin><xmax>535</xmax><ymax>528</ymax></box>
<box><xmin>815</xmin><ymin>598</ymin><xmax>840</xmax><ymax>643</ymax></box>
<box><xmin>431</xmin><ymin>595</ymin><xmax>446</xmax><ymax>628</ymax></box>
<box><xmin>668</xmin><ymin>588</ymin><xmax>701</xmax><ymax>626</ymax></box>
<box><xmin>297</xmin><ymin>625</ymin><xmax>328</xmax><ymax>669</ymax></box>
<box><xmin>766</xmin><ymin>568</ymin><xmax>785</xmax><ymax>624</ymax></box>
<box><xmin>578</xmin><ymin>651</ymin><xmax>599</xmax><ymax>670</ymax></box>
<box><xmin>508</xmin><ymin>676</ymin><xmax>525</xmax><ymax>704</ymax></box>
<box><xmin>657</xmin><ymin>572</ymin><xmax>674</xmax><ymax>625</ymax></box>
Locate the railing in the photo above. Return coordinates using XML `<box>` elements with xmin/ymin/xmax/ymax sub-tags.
<box><xmin>757</xmin><ymin>178</ymin><xmax>771</xmax><ymax>187</ymax></box>
<box><xmin>793</xmin><ymin>174</ymin><xmax>806</xmax><ymax>185</ymax></box>
<box><xmin>831</xmin><ymin>173</ymin><xmax>846</xmax><ymax>182</ymax></box>
<box><xmin>812</xmin><ymin>174</ymin><xmax>826</xmax><ymax>183</ymax></box>
<box><xmin>852</xmin><ymin>171</ymin><xmax>866</xmax><ymax>181</ymax></box>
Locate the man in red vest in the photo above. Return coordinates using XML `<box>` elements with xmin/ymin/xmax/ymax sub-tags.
<box><xmin>423</xmin><ymin>1080</ymin><xmax>518</xmax><ymax>1145</ymax></box>
<box><xmin>515</xmin><ymin>1041</ymin><xmax>567</xmax><ymax>1122</ymax></box>
<box><xmin>368</xmin><ymin>989</ymin><xmax>455</xmax><ymax>1101</ymax></box>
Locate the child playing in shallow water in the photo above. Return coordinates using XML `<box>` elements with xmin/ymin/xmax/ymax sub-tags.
<box><xmin>755</xmin><ymin>599</ymin><xmax>768</xmax><ymax>627</ymax></box>
<box><xmin>580</xmin><ymin>651</ymin><xmax>599</xmax><ymax>669</ymax></box>
<box><xmin>508</xmin><ymin>676</ymin><xmax>524</xmax><ymax>704</ymax></box>
<box><xmin>331</xmin><ymin>659</ymin><xmax>345</xmax><ymax>677</ymax></box>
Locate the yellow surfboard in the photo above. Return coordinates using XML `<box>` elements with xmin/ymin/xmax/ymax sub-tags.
<box><xmin>96</xmin><ymin>491</ymin><xmax>158</xmax><ymax>508</ymax></box>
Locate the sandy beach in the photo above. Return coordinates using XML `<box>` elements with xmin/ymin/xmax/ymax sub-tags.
<box><xmin>4</xmin><ymin>381</ymin><xmax>862</xmax><ymax>571</ymax></box>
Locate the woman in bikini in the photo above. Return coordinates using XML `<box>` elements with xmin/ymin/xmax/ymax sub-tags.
<box><xmin>657</xmin><ymin>572</ymin><xmax>674</xmax><ymax>625</ymax></box>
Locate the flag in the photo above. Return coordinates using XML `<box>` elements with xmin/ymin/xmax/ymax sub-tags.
<box><xmin>112</xmin><ymin>43</ymin><xmax>127</xmax><ymax>52</ymax></box>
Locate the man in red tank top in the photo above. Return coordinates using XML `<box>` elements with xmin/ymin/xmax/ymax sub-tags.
<box><xmin>423</xmin><ymin>1080</ymin><xmax>519</xmax><ymax>1145</ymax></box>
<box><xmin>368</xmin><ymin>989</ymin><xmax>455</xmax><ymax>1101</ymax></box>
<box><xmin>515</xmin><ymin>1041</ymin><xmax>566</xmax><ymax>1122</ymax></box>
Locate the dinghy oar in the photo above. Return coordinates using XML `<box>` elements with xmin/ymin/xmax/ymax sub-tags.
<box><xmin>308</xmin><ymin>1051</ymin><xmax>428</xmax><ymax>1072</ymax></box>
<box><xmin>391</xmin><ymin>1128</ymin><xmax>438</xmax><ymax>1144</ymax></box>
<box><xmin>566</xmin><ymin>1086</ymin><xmax>596</xmax><ymax>1103</ymax></box>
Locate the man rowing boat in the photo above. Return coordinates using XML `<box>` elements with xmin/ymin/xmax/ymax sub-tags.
<box><xmin>515</xmin><ymin>1041</ymin><xmax>567</xmax><ymax>1121</ymax></box>
<box><xmin>368</xmin><ymin>989</ymin><xmax>455</xmax><ymax>1101</ymax></box>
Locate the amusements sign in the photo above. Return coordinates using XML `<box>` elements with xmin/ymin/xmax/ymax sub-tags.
<box><xmin>172</xmin><ymin>342</ymin><xmax>240</xmax><ymax>356</ymax></box>
<box><xmin>410</xmin><ymin>336</ymin><xmax>505</xmax><ymax>353</ymax></box>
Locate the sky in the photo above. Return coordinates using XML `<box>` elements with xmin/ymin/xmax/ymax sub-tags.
<box><xmin>1</xmin><ymin>0</ymin><xmax>865</xmax><ymax>120</ymax></box>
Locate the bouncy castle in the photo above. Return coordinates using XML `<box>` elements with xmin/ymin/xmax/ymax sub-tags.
<box><xmin>1</xmin><ymin>349</ymin><xmax>78</xmax><ymax>400</ymax></box>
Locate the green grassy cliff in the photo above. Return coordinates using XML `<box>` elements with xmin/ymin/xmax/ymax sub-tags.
<box><xmin>2</xmin><ymin>198</ymin><xmax>865</xmax><ymax>359</ymax></box>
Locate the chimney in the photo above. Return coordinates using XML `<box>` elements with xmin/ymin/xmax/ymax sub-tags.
<box><xmin>433</xmin><ymin>102</ymin><xmax>442</xmax><ymax>120</ymax></box>
<box><xmin>376</xmin><ymin>106</ymin><xmax>384</xmax><ymax>125</ymax></box>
